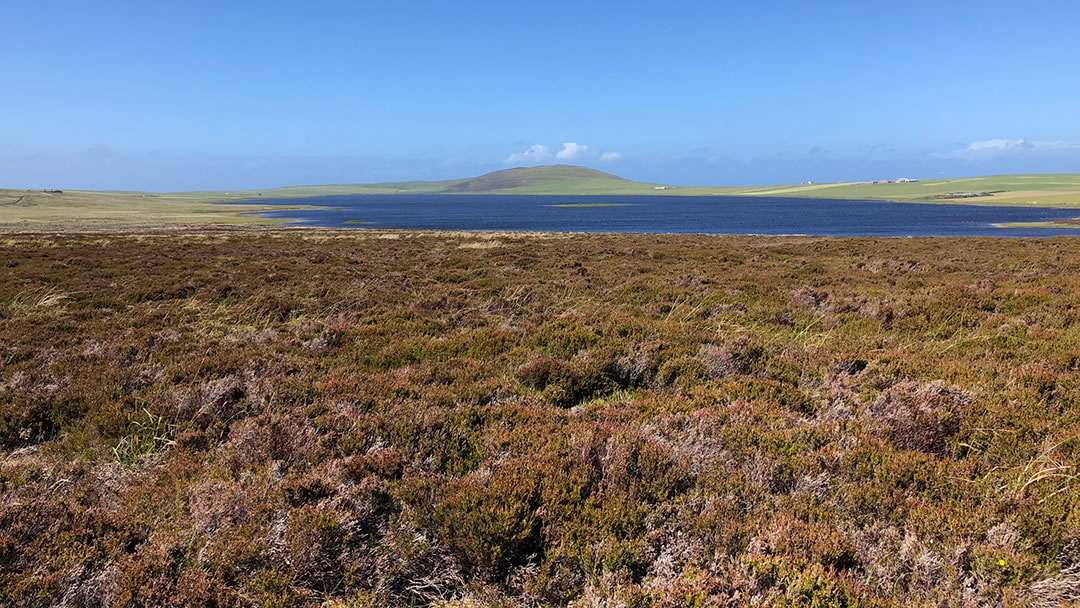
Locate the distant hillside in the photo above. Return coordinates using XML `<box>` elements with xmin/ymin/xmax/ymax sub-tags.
<box><xmin>172</xmin><ymin>165</ymin><xmax>663</xmax><ymax>199</ymax></box>
<box><xmin>178</xmin><ymin>167</ymin><xmax>1078</xmax><ymax>206</ymax></box>
<box><xmin>439</xmin><ymin>165</ymin><xmax>629</xmax><ymax>193</ymax></box>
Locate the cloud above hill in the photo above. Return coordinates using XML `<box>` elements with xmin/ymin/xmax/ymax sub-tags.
<box><xmin>505</xmin><ymin>144</ymin><xmax>551</xmax><ymax>164</ymax></box>
<box><xmin>555</xmin><ymin>142</ymin><xmax>590</xmax><ymax>161</ymax></box>
<box><xmin>506</xmin><ymin>142</ymin><xmax>622</xmax><ymax>165</ymax></box>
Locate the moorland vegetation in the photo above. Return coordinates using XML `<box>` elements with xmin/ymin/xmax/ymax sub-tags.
<box><xmin>1</xmin><ymin>230</ymin><xmax>1079</xmax><ymax>607</ymax></box>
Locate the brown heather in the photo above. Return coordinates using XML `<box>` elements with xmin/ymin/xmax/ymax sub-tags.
<box><xmin>1</xmin><ymin>230</ymin><xmax>1079</xmax><ymax>607</ymax></box>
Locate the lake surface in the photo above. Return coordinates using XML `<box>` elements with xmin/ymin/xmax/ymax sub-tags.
<box><xmin>225</xmin><ymin>194</ymin><xmax>1080</xmax><ymax>237</ymax></box>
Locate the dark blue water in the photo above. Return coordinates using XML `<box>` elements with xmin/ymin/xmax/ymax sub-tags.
<box><xmin>223</xmin><ymin>195</ymin><xmax>1080</xmax><ymax>237</ymax></box>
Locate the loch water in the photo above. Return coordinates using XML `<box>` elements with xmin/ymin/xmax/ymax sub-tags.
<box><xmin>224</xmin><ymin>194</ymin><xmax>1080</xmax><ymax>237</ymax></box>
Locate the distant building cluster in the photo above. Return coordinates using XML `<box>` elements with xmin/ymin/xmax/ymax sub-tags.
<box><xmin>862</xmin><ymin>178</ymin><xmax>919</xmax><ymax>184</ymax></box>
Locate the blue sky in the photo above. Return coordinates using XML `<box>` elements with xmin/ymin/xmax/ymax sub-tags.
<box><xmin>3</xmin><ymin>0</ymin><xmax>1079</xmax><ymax>190</ymax></box>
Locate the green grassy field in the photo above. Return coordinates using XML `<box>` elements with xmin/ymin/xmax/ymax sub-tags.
<box><xmin>210</xmin><ymin>168</ymin><xmax>1080</xmax><ymax>207</ymax></box>
<box><xmin>3</xmin><ymin>166</ymin><xmax>1080</xmax><ymax>228</ymax></box>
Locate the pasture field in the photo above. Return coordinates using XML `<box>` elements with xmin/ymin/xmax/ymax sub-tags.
<box><xmin>2</xmin><ymin>230</ymin><xmax>1079</xmax><ymax>606</ymax></box>
<box><xmin>732</xmin><ymin>174</ymin><xmax>1080</xmax><ymax>207</ymax></box>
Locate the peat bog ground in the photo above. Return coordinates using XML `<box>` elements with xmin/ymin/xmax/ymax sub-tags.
<box><xmin>2</xmin><ymin>230</ymin><xmax>1079</xmax><ymax>606</ymax></box>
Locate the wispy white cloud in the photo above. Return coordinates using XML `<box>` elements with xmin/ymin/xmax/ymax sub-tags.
<box><xmin>966</xmin><ymin>138</ymin><xmax>1032</xmax><ymax>152</ymax></box>
<box><xmin>939</xmin><ymin>138</ymin><xmax>1080</xmax><ymax>158</ymax></box>
<box><xmin>506</xmin><ymin>144</ymin><xmax>551</xmax><ymax>164</ymax></box>
<box><xmin>599</xmin><ymin>151</ymin><xmax>622</xmax><ymax>161</ymax></box>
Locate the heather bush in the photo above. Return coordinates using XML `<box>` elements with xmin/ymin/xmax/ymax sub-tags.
<box><xmin>516</xmin><ymin>356</ymin><xmax>616</xmax><ymax>408</ymax></box>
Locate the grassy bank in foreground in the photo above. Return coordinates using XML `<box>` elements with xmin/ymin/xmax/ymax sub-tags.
<box><xmin>2</xmin><ymin>231</ymin><xmax>1079</xmax><ymax>606</ymax></box>
<box><xmin>4</xmin><ymin>168</ymin><xmax>1080</xmax><ymax>228</ymax></box>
